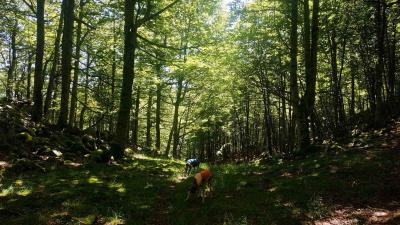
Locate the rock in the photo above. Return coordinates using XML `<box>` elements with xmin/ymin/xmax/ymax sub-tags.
<box><xmin>110</xmin><ymin>142</ymin><xmax>124</xmax><ymax>160</ymax></box>
<box><xmin>16</xmin><ymin>132</ymin><xmax>33</xmax><ymax>143</ymax></box>
<box><xmin>6</xmin><ymin>158</ymin><xmax>45</xmax><ymax>174</ymax></box>
<box><xmin>90</xmin><ymin>149</ymin><xmax>111</xmax><ymax>163</ymax></box>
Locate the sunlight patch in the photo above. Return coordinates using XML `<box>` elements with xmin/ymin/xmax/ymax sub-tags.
<box><xmin>108</xmin><ymin>182</ymin><xmax>126</xmax><ymax>193</ymax></box>
<box><xmin>0</xmin><ymin>185</ymin><xmax>15</xmax><ymax>196</ymax></box>
<box><xmin>88</xmin><ymin>176</ymin><xmax>103</xmax><ymax>184</ymax></box>
<box><xmin>17</xmin><ymin>187</ymin><xmax>32</xmax><ymax>196</ymax></box>
<box><xmin>14</xmin><ymin>179</ymin><xmax>24</xmax><ymax>186</ymax></box>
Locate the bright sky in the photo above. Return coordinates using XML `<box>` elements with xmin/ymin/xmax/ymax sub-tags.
<box><xmin>222</xmin><ymin>0</ymin><xmax>232</xmax><ymax>10</ymax></box>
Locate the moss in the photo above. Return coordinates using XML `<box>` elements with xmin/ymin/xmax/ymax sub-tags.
<box><xmin>16</xmin><ymin>132</ymin><xmax>33</xmax><ymax>143</ymax></box>
<box><xmin>110</xmin><ymin>143</ymin><xmax>124</xmax><ymax>160</ymax></box>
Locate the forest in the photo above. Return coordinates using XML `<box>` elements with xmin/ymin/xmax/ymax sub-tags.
<box><xmin>0</xmin><ymin>0</ymin><xmax>400</xmax><ymax>224</ymax></box>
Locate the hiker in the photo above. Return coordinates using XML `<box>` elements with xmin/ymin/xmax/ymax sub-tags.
<box><xmin>185</xmin><ymin>158</ymin><xmax>200</xmax><ymax>175</ymax></box>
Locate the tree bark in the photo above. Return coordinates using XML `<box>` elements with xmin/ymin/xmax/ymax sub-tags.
<box><xmin>69</xmin><ymin>0</ymin><xmax>84</xmax><ymax>127</ymax></box>
<box><xmin>57</xmin><ymin>0</ymin><xmax>75</xmax><ymax>128</ymax></box>
<box><xmin>114</xmin><ymin>0</ymin><xmax>136</xmax><ymax>146</ymax></box>
<box><xmin>26</xmin><ymin>52</ymin><xmax>33</xmax><ymax>100</ymax></box>
<box><xmin>131</xmin><ymin>86</ymin><xmax>141</xmax><ymax>146</ymax></box>
<box><xmin>6</xmin><ymin>22</ymin><xmax>17</xmax><ymax>100</ymax></box>
<box><xmin>374</xmin><ymin>0</ymin><xmax>385</xmax><ymax>126</ymax></box>
<box><xmin>300</xmin><ymin>0</ymin><xmax>319</xmax><ymax>149</ymax></box>
<box><xmin>44</xmin><ymin>7</ymin><xmax>63</xmax><ymax>118</ymax></box>
<box><xmin>169</xmin><ymin>77</ymin><xmax>184</xmax><ymax>158</ymax></box>
<box><xmin>289</xmin><ymin>0</ymin><xmax>300</xmax><ymax>152</ymax></box>
<box><xmin>79</xmin><ymin>51</ymin><xmax>90</xmax><ymax>130</ymax></box>
<box><xmin>32</xmin><ymin>0</ymin><xmax>45</xmax><ymax>122</ymax></box>
<box><xmin>155</xmin><ymin>65</ymin><xmax>162</xmax><ymax>152</ymax></box>
<box><xmin>146</xmin><ymin>88</ymin><xmax>153</xmax><ymax>149</ymax></box>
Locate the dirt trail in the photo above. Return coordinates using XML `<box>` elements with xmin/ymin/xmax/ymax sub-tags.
<box><xmin>147</xmin><ymin>184</ymin><xmax>176</xmax><ymax>225</ymax></box>
<box><xmin>147</xmin><ymin>175</ymin><xmax>187</xmax><ymax>225</ymax></box>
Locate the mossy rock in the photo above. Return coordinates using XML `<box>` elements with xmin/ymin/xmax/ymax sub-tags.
<box><xmin>90</xmin><ymin>149</ymin><xmax>111</xmax><ymax>163</ymax></box>
<box><xmin>64</xmin><ymin>152</ymin><xmax>78</xmax><ymax>160</ymax></box>
<box><xmin>6</xmin><ymin>158</ymin><xmax>45</xmax><ymax>175</ymax></box>
<box><xmin>16</xmin><ymin>132</ymin><xmax>33</xmax><ymax>143</ymax></box>
<box><xmin>82</xmin><ymin>135</ymin><xmax>96</xmax><ymax>151</ymax></box>
<box><xmin>69</xmin><ymin>143</ymin><xmax>87</xmax><ymax>154</ymax></box>
<box><xmin>110</xmin><ymin>143</ymin><xmax>124</xmax><ymax>160</ymax></box>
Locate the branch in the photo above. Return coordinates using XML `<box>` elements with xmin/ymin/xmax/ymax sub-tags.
<box><xmin>21</xmin><ymin>0</ymin><xmax>36</xmax><ymax>15</ymax></box>
<box><xmin>137</xmin><ymin>33</ymin><xmax>183</xmax><ymax>51</ymax></box>
<box><xmin>138</xmin><ymin>47</ymin><xmax>173</xmax><ymax>63</ymax></box>
<box><xmin>387</xmin><ymin>0</ymin><xmax>400</xmax><ymax>7</ymax></box>
<box><xmin>137</xmin><ymin>0</ymin><xmax>181</xmax><ymax>27</ymax></box>
<box><xmin>74</xmin><ymin>17</ymin><xmax>95</xmax><ymax>30</ymax></box>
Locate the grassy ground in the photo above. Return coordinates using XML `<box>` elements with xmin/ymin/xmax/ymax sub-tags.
<box><xmin>1</xmin><ymin>122</ymin><xmax>400</xmax><ymax>225</ymax></box>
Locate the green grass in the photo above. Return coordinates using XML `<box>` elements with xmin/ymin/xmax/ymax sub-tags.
<box><xmin>1</xmin><ymin>148</ymin><xmax>399</xmax><ymax>225</ymax></box>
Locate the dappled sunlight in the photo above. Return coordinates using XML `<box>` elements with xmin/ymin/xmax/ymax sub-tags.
<box><xmin>108</xmin><ymin>182</ymin><xmax>126</xmax><ymax>193</ymax></box>
<box><xmin>314</xmin><ymin>207</ymin><xmax>400</xmax><ymax>225</ymax></box>
<box><xmin>88</xmin><ymin>175</ymin><xmax>103</xmax><ymax>184</ymax></box>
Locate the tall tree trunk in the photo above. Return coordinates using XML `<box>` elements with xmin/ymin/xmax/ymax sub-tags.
<box><xmin>329</xmin><ymin>29</ymin><xmax>341</xmax><ymax>133</ymax></box>
<box><xmin>79</xmin><ymin>51</ymin><xmax>90</xmax><ymax>130</ymax></box>
<box><xmin>109</xmin><ymin>21</ymin><xmax>117</xmax><ymax>133</ymax></box>
<box><xmin>26</xmin><ymin>52</ymin><xmax>33</xmax><ymax>100</ymax></box>
<box><xmin>44</xmin><ymin>7</ymin><xmax>63</xmax><ymax>118</ymax></box>
<box><xmin>300</xmin><ymin>0</ymin><xmax>319</xmax><ymax>150</ymax></box>
<box><xmin>262</xmin><ymin>87</ymin><xmax>273</xmax><ymax>156</ymax></box>
<box><xmin>374</xmin><ymin>0</ymin><xmax>385</xmax><ymax>126</ymax></box>
<box><xmin>170</xmin><ymin>77</ymin><xmax>184</xmax><ymax>158</ymax></box>
<box><xmin>69</xmin><ymin>0</ymin><xmax>84</xmax><ymax>127</ymax></box>
<box><xmin>350</xmin><ymin>60</ymin><xmax>356</xmax><ymax>118</ymax></box>
<box><xmin>299</xmin><ymin>0</ymin><xmax>312</xmax><ymax>149</ymax></box>
<box><xmin>58</xmin><ymin>0</ymin><xmax>75</xmax><ymax>128</ymax></box>
<box><xmin>131</xmin><ymin>86</ymin><xmax>141</xmax><ymax>146</ymax></box>
<box><xmin>6</xmin><ymin>22</ymin><xmax>17</xmax><ymax>100</ymax></box>
<box><xmin>155</xmin><ymin>66</ymin><xmax>162</xmax><ymax>153</ymax></box>
<box><xmin>387</xmin><ymin>20</ymin><xmax>396</xmax><ymax>104</ymax></box>
<box><xmin>32</xmin><ymin>0</ymin><xmax>45</xmax><ymax>122</ymax></box>
<box><xmin>114</xmin><ymin>0</ymin><xmax>137</xmax><ymax>148</ymax></box>
<box><xmin>146</xmin><ymin>89</ymin><xmax>153</xmax><ymax>149</ymax></box>
<box><xmin>289</xmin><ymin>0</ymin><xmax>299</xmax><ymax>153</ymax></box>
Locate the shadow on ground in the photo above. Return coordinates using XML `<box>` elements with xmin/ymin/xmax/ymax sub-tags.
<box><xmin>0</xmin><ymin>156</ymin><xmax>183</xmax><ymax>225</ymax></box>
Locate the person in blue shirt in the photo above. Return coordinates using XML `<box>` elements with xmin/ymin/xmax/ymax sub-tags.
<box><xmin>185</xmin><ymin>158</ymin><xmax>200</xmax><ymax>175</ymax></box>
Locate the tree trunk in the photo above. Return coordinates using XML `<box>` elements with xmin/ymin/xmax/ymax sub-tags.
<box><xmin>26</xmin><ymin>52</ymin><xmax>33</xmax><ymax>100</ymax></box>
<box><xmin>32</xmin><ymin>0</ymin><xmax>46</xmax><ymax>122</ymax></box>
<box><xmin>114</xmin><ymin>0</ymin><xmax>137</xmax><ymax>147</ymax></box>
<box><xmin>155</xmin><ymin>66</ymin><xmax>162</xmax><ymax>152</ymax></box>
<box><xmin>350</xmin><ymin>60</ymin><xmax>356</xmax><ymax>118</ymax></box>
<box><xmin>69</xmin><ymin>0</ymin><xmax>84</xmax><ymax>127</ymax></box>
<box><xmin>57</xmin><ymin>0</ymin><xmax>75</xmax><ymax>128</ymax></box>
<box><xmin>44</xmin><ymin>7</ymin><xmax>63</xmax><ymax>118</ymax></box>
<box><xmin>374</xmin><ymin>0</ymin><xmax>385</xmax><ymax>126</ymax></box>
<box><xmin>289</xmin><ymin>0</ymin><xmax>300</xmax><ymax>153</ymax></box>
<box><xmin>131</xmin><ymin>86</ymin><xmax>141</xmax><ymax>146</ymax></box>
<box><xmin>146</xmin><ymin>88</ymin><xmax>153</xmax><ymax>149</ymax></box>
<box><xmin>6</xmin><ymin>22</ymin><xmax>17</xmax><ymax>100</ymax></box>
<box><xmin>109</xmin><ymin>21</ymin><xmax>117</xmax><ymax>134</ymax></box>
<box><xmin>79</xmin><ymin>51</ymin><xmax>90</xmax><ymax>130</ymax></box>
<box><xmin>387</xmin><ymin>20</ymin><xmax>396</xmax><ymax>104</ymax></box>
<box><xmin>300</xmin><ymin>0</ymin><xmax>319</xmax><ymax>150</ymax></box>
<box><xmin>170</xmin><ymin>77</ymin><xmax>184</xmax><ymax>158</ymax></box>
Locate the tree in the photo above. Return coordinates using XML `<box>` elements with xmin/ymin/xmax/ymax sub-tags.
<box><xmin>57</xmin><ymin>0</ymin><xmax>75</xmax><ymax>128</ymax></box>
<box><xmin>32</xmin><ymin>0</ymin><xmax>45</xmax><ymax>122</ymax></box>
<box><xmin>114</xmin><ymin>0</ymin><xmax>180</xmax><ymax>153</ymax></box>
<box><xmin>289</xmin><ymin>0</ymin><xmax>300</xmax><ymax>151</ymax></box>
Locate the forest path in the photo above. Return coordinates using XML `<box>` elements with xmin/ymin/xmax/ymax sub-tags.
<box><xmin>147</xmin><ymin>174</ymin><xmax>187</xmax><ymax>225</ymax></box>
<box><xmin>147</xmin><ymin>183</ymin><xmax>176</xmax><ymax>225</ymax></box>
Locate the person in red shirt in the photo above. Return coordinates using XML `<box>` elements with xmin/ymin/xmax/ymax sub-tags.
<box><xmin>185</xmin><ymin>168</ymin><xmax>213</xmax><ymax>203</ymax></box>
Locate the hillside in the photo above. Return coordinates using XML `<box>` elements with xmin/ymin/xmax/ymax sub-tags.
<box><xmin>1</xmin><ymin>102</ymin><xmax>399</xmax><ymax>225</ymax></box>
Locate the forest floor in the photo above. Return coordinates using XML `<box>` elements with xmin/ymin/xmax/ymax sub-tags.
<box><xmin>1</xmin><ymin>106</ymin><xmax>400</xmax><ymax>224</ymax></box>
